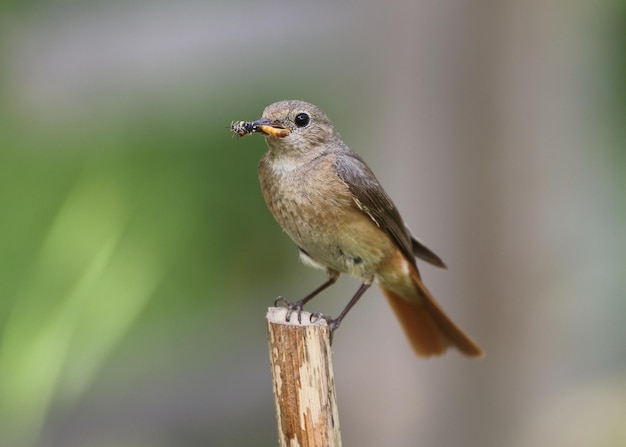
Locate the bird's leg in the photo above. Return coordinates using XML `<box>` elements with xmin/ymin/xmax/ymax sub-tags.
<box><xmin>274</xmin><ymin>270</ymin><xmax>340</xmax><ymax>323</ymax></box>
<box><xmin>310</xmin><ymin>281</ymin><xmax>372</xmax><ymax>343</ymax></box>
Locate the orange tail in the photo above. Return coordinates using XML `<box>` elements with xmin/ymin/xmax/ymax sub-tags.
<box><xmin>380</xmin><ymin>266</ymin><xmax>484</xmax><ymax>358</ymax></box>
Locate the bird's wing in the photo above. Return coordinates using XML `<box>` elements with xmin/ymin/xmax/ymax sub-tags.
<box><xmin>334</xmin><ymin>152</ymin><xmax>415</xmax><ymax>265</ymax></box>
<box><xmin>410</xmin><ymin>234</ymin><xmax>446</xmax><ymax>268</ymax></box>
<box><xmin>334</xmin><ymin>152</ymin><xmax>446</xmax><ymax>269</ymax></box>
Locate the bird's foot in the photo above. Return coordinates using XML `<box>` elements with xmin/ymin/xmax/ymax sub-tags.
<box><xmin>309</xmin><ymin>312</ymin><xmax>341</xmax><ymax>344</ymax></box>
<box><xmin>274</xmin><ymin>296</ymin><xmax>307</xmax><ymax>324</ymax></box>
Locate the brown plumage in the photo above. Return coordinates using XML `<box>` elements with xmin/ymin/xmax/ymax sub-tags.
<box><xmin>378</xmin><ymin>250</ymin><xmax>482</xmax><ymax>357</ymax></box>
<box><xmin>243</xmin><ymin>99</ymin><xmax>483</xmax><ymax>358</ymax></box>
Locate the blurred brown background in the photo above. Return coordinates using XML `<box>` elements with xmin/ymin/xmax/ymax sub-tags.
<box><xmin>1</xmin><ymin>0</ymin><xmax>625</xmax><ymax>446</ymax></box>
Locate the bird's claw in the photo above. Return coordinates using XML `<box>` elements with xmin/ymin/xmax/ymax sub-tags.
<box><xmin>274</xmin><ymin>296</ymin><xmax>305</xmax><ymax>323</ymax></box>
<box><xmin>309</xmin><ymin>311</ymin><xmax>328</xmax><ymax>324</ymax></box>
<box><xmin>309</xmin><ymin>312</ymin><xmax>341</xmax><ymax>344</ymax></box>
<box><xmin>274</xmin><ymin>296</ymin><xmax>289</xmax><ymax>307</ymax></box>
<box><xmin>274</xmin><ymin>299</ymin><xmax>341</xmax><ymax>343</ymax></box>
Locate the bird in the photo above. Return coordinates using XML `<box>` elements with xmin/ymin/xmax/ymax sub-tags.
<box><xmin>234</xmin><ymin>100</ymin><xmax>483</xmax><ymax>357</ymax></box>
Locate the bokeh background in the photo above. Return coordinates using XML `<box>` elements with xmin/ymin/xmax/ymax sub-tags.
<box><xmin>1</xmin><ymin>0</ymin><xmax>625</xmax><ymax>446</ymax></box>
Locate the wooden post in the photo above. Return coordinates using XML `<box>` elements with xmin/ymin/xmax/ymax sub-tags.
<box><xmin>266</xmin><ymin>307</ymin><xmax>342</xmax><ymax>447</ymax></box>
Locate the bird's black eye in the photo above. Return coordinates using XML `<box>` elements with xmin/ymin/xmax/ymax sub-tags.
<box><xmin>294</xmin><ymin>112</ymin><xmax>310</xmax><ymax>127</ymax></box>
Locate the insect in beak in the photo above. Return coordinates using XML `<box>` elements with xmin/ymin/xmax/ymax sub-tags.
<box><xmin>229</xmin><ymin>118</ymin><xmax>290</xmax><ymax>138</ymax></box>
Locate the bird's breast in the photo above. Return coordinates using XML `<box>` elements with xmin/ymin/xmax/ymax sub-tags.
<box><xmin>258</xmin><ymin>153</ymin><xmax>395</xmax><ymax>279</ymax></box>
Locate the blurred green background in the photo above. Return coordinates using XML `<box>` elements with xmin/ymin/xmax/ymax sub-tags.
<box><xmin>1</xmin><ymin>0</ymin><xmax>625</xmax><ymax>446</ymax></box>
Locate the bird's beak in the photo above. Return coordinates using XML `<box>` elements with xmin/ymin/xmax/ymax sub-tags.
<box><xmin>252</xmin><ymin>118</ymin><xmax>291</xmax><ymax>138</ymax></box>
